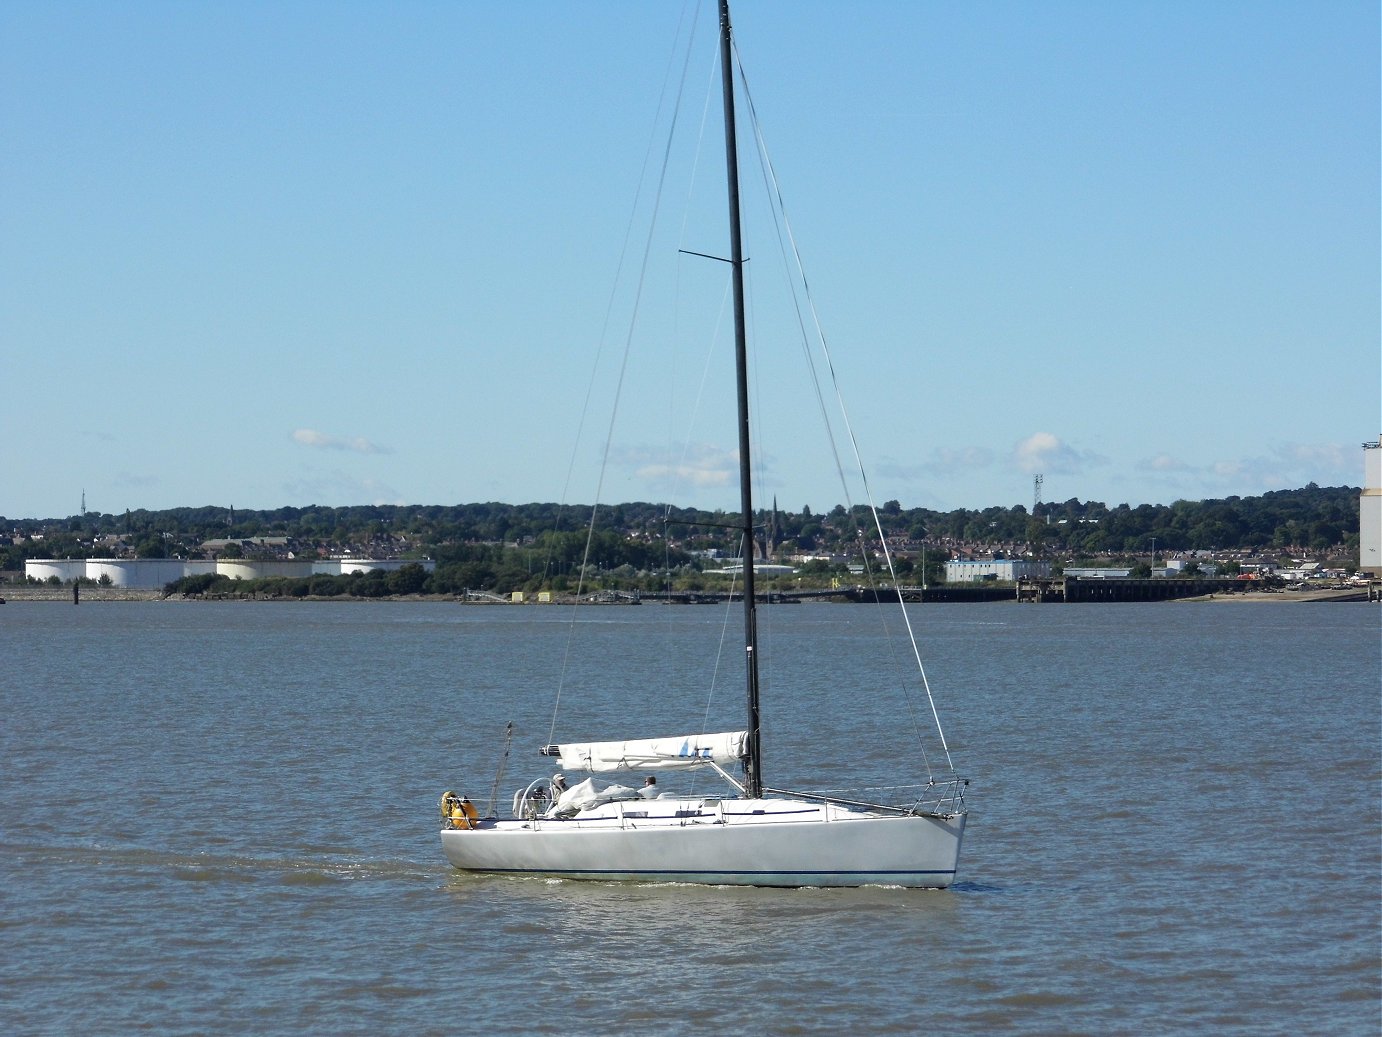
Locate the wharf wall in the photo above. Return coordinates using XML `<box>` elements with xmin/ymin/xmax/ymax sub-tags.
<box><xmin>1060</xmin><ymin>576</ymin><xmax>1242</xmax><ymax>602</ymax></box>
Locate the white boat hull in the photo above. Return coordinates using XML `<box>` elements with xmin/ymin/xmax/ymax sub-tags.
<box><xmin>440</xmin><ymin>796</ymin><xmax>965</xmax><ymax>888</ymax></box>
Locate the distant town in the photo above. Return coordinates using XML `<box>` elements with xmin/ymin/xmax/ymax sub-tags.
<box><xmin>2</xmin><ymin>482</ymin><xmax>1373</xmax><ymax>600</ymax></box>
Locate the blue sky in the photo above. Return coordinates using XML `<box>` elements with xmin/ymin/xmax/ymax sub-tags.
<box><xmin>2</xmin><ymin>1</ymin><xmax>1377</xmax><ymax>520</ymax></box>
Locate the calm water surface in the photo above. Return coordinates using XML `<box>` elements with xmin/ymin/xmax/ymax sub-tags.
<box><xmin>3</xmin><ymin>600</ymin><xmax>1378</xmax><ymax>1035</ymax></box>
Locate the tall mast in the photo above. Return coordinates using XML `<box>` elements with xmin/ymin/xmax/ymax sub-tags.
<box><xmin>719</xmin><ymin>0</ymin><xmax>762</xmax><ymax>799</ymax></box>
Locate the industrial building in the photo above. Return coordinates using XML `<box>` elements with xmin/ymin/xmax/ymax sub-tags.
<box><xmin>1362</xmin><ymin>437</ymin><xmax>1381</xmax><ymax>577</ymax></box>
<box><xmin>24</xmin><ymin>558</ymin><xmax>434</xmax><ymax>589</ymax></box>
<box><xmin>945</xmin><ymin>559</ymin><xmax>1051</xmax><ymax>583</ymax></box>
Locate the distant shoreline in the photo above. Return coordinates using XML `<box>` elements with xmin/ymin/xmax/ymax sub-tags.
<box><xmin>1175</xmin><ymin>587</ymin><xmax>1376</xmax><ymax>603</ymax></box>
<box><xmin>1</xmin><ymin>585</ymin><xmax>1373</xmax><ymax>604</ymax></box>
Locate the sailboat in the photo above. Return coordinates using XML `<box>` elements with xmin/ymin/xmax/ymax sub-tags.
<box><xmin>440</xmin><ymin>0</ymin><xmax>967</xmax><ymax>888</ymax></box>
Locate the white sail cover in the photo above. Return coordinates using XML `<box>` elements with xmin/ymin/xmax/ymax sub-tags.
<box><xmin>549</xmin><ymin>731</ymin><xmax>748</xmax><ymax>774</ymax></box>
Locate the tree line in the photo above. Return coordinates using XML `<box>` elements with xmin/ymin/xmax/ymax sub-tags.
<box><xmin>2</xmin><ymin>484</ymin><xmax>1361</xmax><ymax>579</ymax></box>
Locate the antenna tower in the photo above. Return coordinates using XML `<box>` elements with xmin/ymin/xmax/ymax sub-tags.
<box><xmin>1033</xmin><ymin>474</ymin><xmax>1043</xmax><ymax>519</ymax></box>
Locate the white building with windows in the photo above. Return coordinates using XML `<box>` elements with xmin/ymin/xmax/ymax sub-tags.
<box><xmin>1362</xmin><ymin>437</ymin><xmax>1381</xmax><ymax>576</ymax></box>
<box><xmin>945</xmin><ymin>559</ymin><xmax>1051</xmax><ymax>583</ymax></box>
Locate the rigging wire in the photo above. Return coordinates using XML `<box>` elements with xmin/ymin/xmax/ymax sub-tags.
<box><xmin>728</xmin><ymin>36</ymin><xmax>956</xmax><ymax>774</ymax></box>
<box><xmin>664</xmin><ymin>28</ymin><xmax>758</xmax><ymax>772</ymax></box>
<box><xmin>547</xmin><ymin>3</ymin><xmax>703</xmax><ymax>748</ymax></box>
<box><xmin>542</xmin><ymin>3</ymin><xmax>958</xmax><ymax>779</ymax></box>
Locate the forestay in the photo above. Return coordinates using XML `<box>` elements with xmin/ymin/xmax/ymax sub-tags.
<box><xmin>541</xmin><ymin>731</ymin><xmax>748</xmax><ymax>773</ymax></box>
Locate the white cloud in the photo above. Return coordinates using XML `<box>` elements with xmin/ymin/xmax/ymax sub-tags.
<box><xmin>1207</xmin><ymin>441</ymin><xmax>1357</xmax><ymax>489</ymax></box>
<box><xmin>1012</xmin><ymin>432</ymin><xmax>1104</xmax><ymax>475</ymax></box>
<box><xmin>635</xmin><ymin>463</ymin><xmax>733</xmax><ymax>487</ymax></box>
<box><xmin>613</xmin><ymin>442</ymin><xmax>738</xmax><ymax>490</ymax></box>
<box><xmin>292</xmin><ymin>428</ymin><xmax>392</xmax><ymax>455</ymax></box>
<box><xmin>1139</xmin><ymin>453</ymin><xmax>1191</xmax><ymax>472</ymax></box>
<box><xmin>1272</xmin><ymin>442</ymin><xmax>1350</xmax><ymax>471</ymax></box>
<box><xmin>1124</xmin><ymin>440</ymin><xmax>1361</xmax><ymax>502</ymax></box>
<box><xmin>878</xmin><ymin>446</ymin><xmax>996</xmax><ymax>481</ymax></box>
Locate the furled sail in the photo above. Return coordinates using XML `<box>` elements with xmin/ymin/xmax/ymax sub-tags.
<box><xmin>540</xmin><ymin>731</ymin><xmax>748</xmax><ymax>773</ymax></box>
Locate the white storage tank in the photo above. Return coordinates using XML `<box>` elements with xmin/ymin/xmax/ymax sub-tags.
<box><xmin>26</xmin><ymin>560</ymin><xmax>86</xmax><ymax>584</ymax></box>
<box><xmin>325</xmin><ymin>558</ymin><xmax>436</xmax><ymax>575</ymax></box>
<box><xmin>216</xmin><ymin>560</ymin><xmax>314</xmax><ymax>581</ymax></box>
<box><xmin>91</xmin><ymin>559</ymin><xmax>200</xmax><ymax>588</ymax></box>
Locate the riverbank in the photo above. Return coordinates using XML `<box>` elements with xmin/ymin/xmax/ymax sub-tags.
<box><xmin>2</xmin><ymin>586</ymin><xmax>165</xmax><ymax>602</ymax></box>
<box><xmin>1179</xmin><ymin>586</ymin><xmax>1378</xmax><ymax>603</ymax></box>
<box><xmin>2</xmin><ymin>584</ymin><xmax>1375</xmax><ymax>604</ymax></box>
